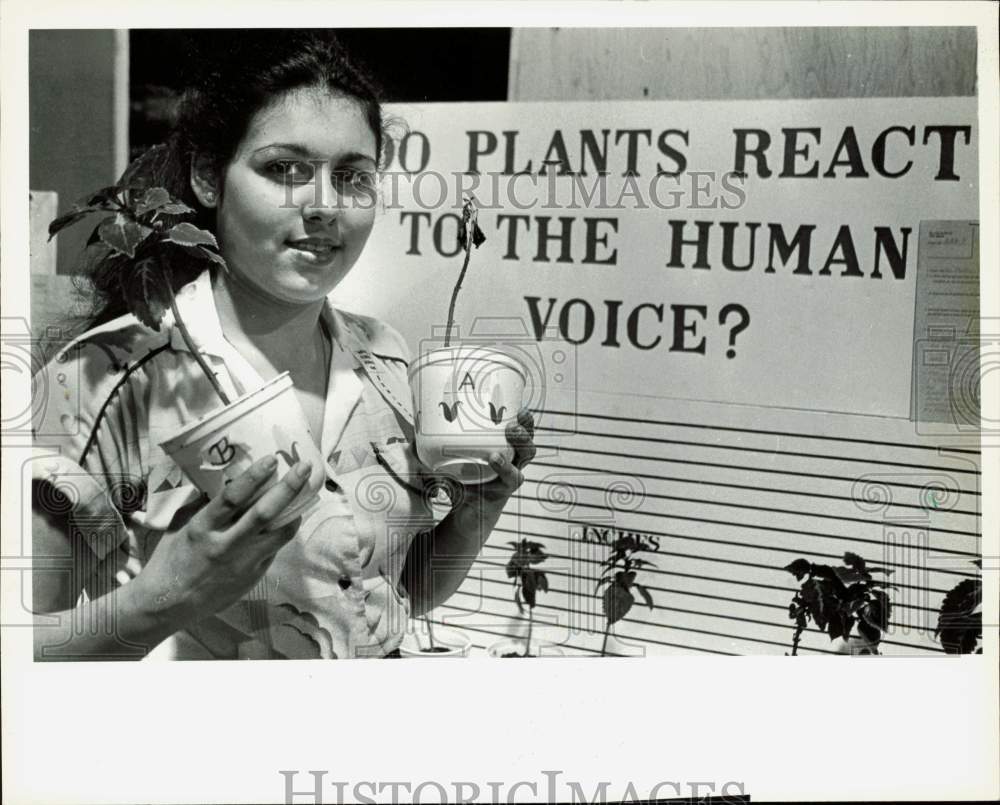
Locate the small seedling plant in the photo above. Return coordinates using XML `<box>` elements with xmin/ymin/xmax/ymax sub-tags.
<box><xmin>48</xmin><ymin>145</ymin><xmax>231</xmax><ymax>405</ymax></box>
<box><xmin>935</xmin><ymin>559</ymin><xmax>982</xmax><ymax>654</ymax></box>
<box><xmin>784</xmin><ymin>552</ymin><xmax>895</xmax><ymax>655</ymax></box>
<box><xmin>504</xmin><ymin>539</ymin><xmax>549</xmax><ymax>657</ymax></box>
<box><xmin>442</xmin><ymin>195</ymin><xmax>486</xmax><ymax>348</ymax></box>
<box><xmin>596</xmin><ymin>536</ymin><xmax>656</xmax><ymax>656</ymax></box>
<box><xmin>420</xmin><ymin>615</ymin><xmax>451</xmax><ymax>653</ymax></box>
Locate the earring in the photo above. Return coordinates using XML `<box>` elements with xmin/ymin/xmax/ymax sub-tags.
<box><xmin>204</xmin><ymin>191</ymin><xmax>215</xmax><ymax>202</ymax></box>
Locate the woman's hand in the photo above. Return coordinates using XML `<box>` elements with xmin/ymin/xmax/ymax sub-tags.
<box><xmin>459</xmin><ymin>408</ymin><xmax>537</xmax><ymax>510</ymax></box>
<box><xmin>128</xmin><ymin>455</ymin><xmax>313</xmax><ymax>632</ymax></box>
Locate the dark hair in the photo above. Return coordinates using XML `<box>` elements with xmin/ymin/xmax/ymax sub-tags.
<box><xmin>80</xmin><ymin>30</ymin><xmax>389</xmax><ymax>329</ymax></box>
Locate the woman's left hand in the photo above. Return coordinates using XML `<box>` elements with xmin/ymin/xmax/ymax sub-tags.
<box><xmin>459</xmin><ymin>408</ymin><xmax>537</xmax><ymax>509</ymax></box>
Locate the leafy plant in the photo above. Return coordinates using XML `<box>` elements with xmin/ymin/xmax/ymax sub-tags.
<box><xmin>595</xmin><ymin>536</ymin><xmax>656</xmax><ymax>656</ymax></box>
<box><xmin>505</xmin><ymin>539</ymin><xmax>549</xmax><ymax>657</ymax></box>
<box><xmin>48</xmin><ymin>145</ymin><xmax>231</xmax><ymax>405</ymax></box>
<box><xmin>442</xmin><ymin>195</ymin><xmax>486</xmax><ymax>348</ymax></box>
<box><xmin>935</xmin><ymin>560</ymin><xmax>982</xmax><ymax>654</ymax></box>
<box><xmin>784</xmin><ymin>552</ymin><xmax>896</xmax><ymax>656</ymax></box>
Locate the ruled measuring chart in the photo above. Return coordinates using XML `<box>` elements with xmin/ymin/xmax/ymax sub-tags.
<box><xmin>429</xmin><ymin>391</ymin><xmax>981</xmax><ymax>656</ymax></box>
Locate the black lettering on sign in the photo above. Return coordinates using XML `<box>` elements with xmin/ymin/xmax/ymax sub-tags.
<box><xmin>208</xmin><ymin>437</ymin><xmax>236</xmax><ymax>466</ymax></box>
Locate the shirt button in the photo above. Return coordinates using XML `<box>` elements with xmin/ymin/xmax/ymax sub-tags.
<box><xmin>338</xmin><ymin>576</ymin><xmax>352</xmax><ymax>590</ymax></box>
<box><xmin>325</xmin><ymin>479</ymin><xmax>339</xmax><ymax>492</ymax></box>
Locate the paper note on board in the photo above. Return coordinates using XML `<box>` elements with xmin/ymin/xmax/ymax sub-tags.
<box><xmin>910</xmin><ymin>220</ymin><xmax>981</xmax><ymax>433</ymax></box>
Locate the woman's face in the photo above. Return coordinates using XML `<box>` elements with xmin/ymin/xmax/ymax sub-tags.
<box><xmin>211</xmin><ymin>87</ymin><xmax>378</xmax><ymax>306</ymax></box>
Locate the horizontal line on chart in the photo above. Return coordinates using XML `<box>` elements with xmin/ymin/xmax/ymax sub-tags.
<box><xmin>528</xmin><ymin>458</ymin><xmax>981</xmax><ymax>518</ymax></box>
<box><xmin>539</xmin><ymin>408</ymin><xmax>982</xmax><ymax>456</ymax></box>
<box><xmin>537</xmin><ymin>425</ymin><xmax>982</xmax><ymax>475</ymax></box>
<box><xmin>527</xmin><ymin>475</ymin><xmax>980</xmax><ymax>537</ymax></box>
<box><xmin>533</xmin><ymin>442</ymin><xmax>983</xmax><ymax>496</ymax></box>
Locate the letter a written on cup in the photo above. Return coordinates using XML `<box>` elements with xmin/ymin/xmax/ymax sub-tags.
<box><xmin>458</xmin><ymin>372</ymin><xmax>475</xmax><ymax>391</ymax></box>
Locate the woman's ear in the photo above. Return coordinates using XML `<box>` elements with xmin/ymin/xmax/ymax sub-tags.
<box><xmin>190</xmin><ymin>154</ymin><xmax>219</xmax><ymax>209</ymax></box>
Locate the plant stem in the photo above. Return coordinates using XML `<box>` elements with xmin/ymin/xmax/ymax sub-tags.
<box><xmin>601</xmin><ymin>622</ymin><xmax>610</xmax><ymax>657</ymax></box>
<box><xmin>443</xmin><ymin>240</ymin><xmax>473</xmax><ymax>349</ymax></box>
<box><xmin>425</xmin><ymin>615</ymin><xmax>437</xmax><ymax>650</ymax></box>
<box><xmin>791</xmin><ymin>626</ymin><xmax>802</xmax><ymax>656</ymax></box>
<box><xmin>165</xmin><ymin>283</ymin><xmax>230</xmax><ymax>406</ymax></box>
<box><xmin>525</xmin><ymin>606</ymin><xmax>533</xmax><ymax>658</ymax></box>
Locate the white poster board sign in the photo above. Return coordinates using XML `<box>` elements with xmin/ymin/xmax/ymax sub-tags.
<box><xmin>337</xmin><ymin>98</ymin><xmax>978</xmax><ymax>419</ymax></box>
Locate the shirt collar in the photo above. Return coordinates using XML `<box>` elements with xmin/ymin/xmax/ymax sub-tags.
<box><xmin>168</xmin><ymin>269</ymin><xmax>359</xmax><ymax>369</ymax></box>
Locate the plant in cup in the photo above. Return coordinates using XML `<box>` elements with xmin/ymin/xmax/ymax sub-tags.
<box><xmin>408</xmin><ymin>195</ymin><xmax>528</xmax><ymax>486</ymax></box>
<box><xmin>48</xmin><ymin>144</ymin><xmax>230</xmax><ymax>405</ymax></box>
<box><xmin>935</xmin><ymin>559</ymin><xmax>982</xmax><ymax>654</ymax></box>
<box><xmin>596</xmin><ymin>536</ymin><xmax>656</xmax><ymax>656</ymax></box>
<box><xmin>502</xmin><ymin>539</ymin><xmax>550</xmax><ymax>657</ymax></box>
<box><xmin>784</xmin><ymin>552</ymin><xmax>895</xmax><ymax>656</ymax></box>
<box><xmin>398</xmin><ymin>615</ymin><xmax>472</xmax><ymax>658</ymax></box>
<box><xmin>49</xmin><ymin>145</ymin><xmax>325</xmax><ymax>527</ymax></box>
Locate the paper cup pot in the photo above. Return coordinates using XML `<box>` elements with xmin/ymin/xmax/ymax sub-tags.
<box><xmin>398</xmin><ymin>625</ymin><xmax>472</xmax><ymax>657</ymax></box>
<box><xmin>159</xmin><ymin>372</ymin><xmax>325</xmax><ymax>528</ymax></box>
<box><xmin>408</xmin><ymin>346</ymin><xmax>527</xmax><ymax>485</ymax></box>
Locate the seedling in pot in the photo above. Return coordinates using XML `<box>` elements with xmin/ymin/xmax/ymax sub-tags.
<box><xmin>408</xmin><ymin>195</ymin><xmax>526</xmax><ymax>485</ymax></box>
<box><xmin>596</xmin><ymin>536</ymin><xmax>656</xmax><ymax>656</ymax></box>
<box><xmin>421</xmin><ymin>615</ymin><xmax>450</xmax><ymax>653</ymax></box>
<box><xmin>48</xmin><ymin>144</ymin><xmax>230</xmax><ymax>405</ymax></box>
<box><xmin>503</xmin><ymin>539</ymin><xmax>550</xmax><ymax>657</ymax></box>
<box><xmin>784</xmin><ymin>552</ymin><xmax>896</xmax><ymax>655</ymax></box>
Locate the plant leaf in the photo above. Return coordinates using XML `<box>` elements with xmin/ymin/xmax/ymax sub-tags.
<box><xmin>513</xmin><ymin>588</ymin><xmax>523</xmax><ymax>615</ymax></box>
<box><xmin>522</xmin><ymin>570</ymin><xmax>537</xmax><ymax>609</ymax></box>
<box><xmin>167</xmin><ymin>221</ymin><xmax>218</xmax><ymax>249</ymax></box>
<box><xmin>635</xmin><ymin>583</ymin><xmax>654</xmax><ymax>610</ymax></box>
<box><xmin>472</xmin><ymin>221</ymin><xmax>486</xmax><ymax>247</ymax></box>
<box><xmin>48</xmin><ymin>208</ymin><xmax>100</xmax><ymax>240</ymax></box>
<box><xmin>120</xmin><ymin>257</ymin><xmax>170</xmax><ymax>331</ymax></box>
<box><xmin>117</xmin><ymin>143</ymin><xmax>170</xmax><ymax>190</ymax></box>
<box><xmin>936</xmin><ymin>577</ymin><xmax>982</xmax><ymax>653</ymax></box>
<box><xmin>82</xmin><ymin>185</ymin><xmax>122</xmax><ymax>207</ymax></box>
<box><xmin>857</xmin><ymin>619</ymin><xmax>880</xmax><ymax>645</ymax></box>
<box><xmin>134</xmin><ymin>187</ymin><xmax>172</xmax><ymax>217</ymax></box>
<box><xmin>843</xmin><ymin>551</ymin><xmax>867</xmax><ymax>573</ymax></box>
<box><xmin>171</xmin><ymin>242</ymin><xmax>227</xmax><ymax>267</ymax></box>
<box><xmin>784</xmin><ymin>558</ymin><xmax>812</xmax><ymax>581</ymax></box>
<box><xmin>603</xmin><ymin>583</ymin><xmax>634</xmax><ymax>625</ymax></box>
<box><xmin>99</xmin><ymin>213</ymin><xmax>154</xmax><ymax>258</ymax></box>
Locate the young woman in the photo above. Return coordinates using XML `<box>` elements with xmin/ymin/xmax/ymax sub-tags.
<box><xmin>31</xmin><ymin>31</ymin><xmax>536</xmax><ymax>660</ymax></box>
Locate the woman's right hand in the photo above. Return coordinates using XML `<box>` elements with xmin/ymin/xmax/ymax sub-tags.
<box><xmin>129</xmin><ymin>455</ymin><xmax>312</xmax><ymax>632</ymax></box>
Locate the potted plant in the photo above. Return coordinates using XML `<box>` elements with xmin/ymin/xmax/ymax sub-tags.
<box><xmin>48</xmin><ymin>146</ymin><xmax>325</xmax><ymax>524</ymax></box>
<box><xmin>784</xmin><ymin>552</ymin><xmax>896</xmax><ymax>656</ymax></box>
<box><xmin>488</xmin><ymin>539</ymin><xmax>557</xmax><ymax>657</ymax></box>
<box><xmin>398</xmin><ymin>615</ymin><xmax>472</xmax><ymax>657</ymax></box>
<box><xmin>408</xmin><ymin>196</ymin><xmax>528</xmax><ymax>485</ymax></box>
<box><xmin>935</xmin><ymin>560</ymin><xmax>982</xmax><ymax>654</ymax></box>
<box><xmin>596</xmin><ymin>536</ymin><xmax>657</xmax><ymax>656</ymax></box>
